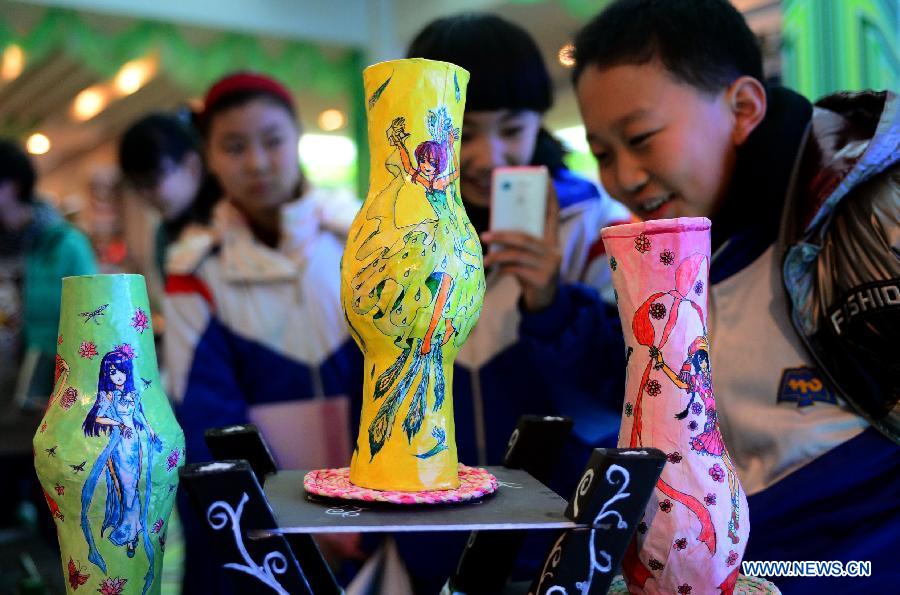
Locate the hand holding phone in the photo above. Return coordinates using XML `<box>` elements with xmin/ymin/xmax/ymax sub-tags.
<box><xmin>482</xmin><ymin>166</ymin><xmax>562</xmax><ymax>312</ymax></box>
<box><xmin>489</xmin><ymin>166</ymin><xmax>549</xmax><ymax>239</ymax></box>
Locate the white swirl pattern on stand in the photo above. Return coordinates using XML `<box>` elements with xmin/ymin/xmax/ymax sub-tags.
<box><xmin>326</xmin><ymin>505</ymin><xmax>367</xmax><ymax>518</ymax></box>
<box><xmin>584</xmin><ymin>465</ymin><xmax>631</xmax><ymax>585</ymax></box>
<box><xmin>534</xmin><ymin>464</ymin><xmax>632</xmax><ymax>595</ymax></box>
<box><xmin>207</xmin><ymin>493</ymin><xmax>291</xmax><ymax>595</ymax></box>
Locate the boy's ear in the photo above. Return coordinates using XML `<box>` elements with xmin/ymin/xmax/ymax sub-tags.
<box><xmin>727</xmin><ymin>76</ymin><xmax>767</xmax><ymax>146</ymax></box>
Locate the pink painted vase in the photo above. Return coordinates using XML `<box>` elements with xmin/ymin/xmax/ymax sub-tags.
<box><xmin>601</xmin><ymin>218</ymin><xmax>749</xmax><ymax>595</ymax></box>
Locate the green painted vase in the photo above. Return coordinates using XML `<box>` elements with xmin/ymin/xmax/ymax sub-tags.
<box><xmin>33</xmin><ymin>274</ymin><xmax>184</xmax><ymax>595</ymax></box>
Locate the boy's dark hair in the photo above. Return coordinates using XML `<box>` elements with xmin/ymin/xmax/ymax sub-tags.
<box><xmin>407</xmin><ymin>12</ymin><xmax>552</xmax><ymax>113</ymax></box>
<box><xmin>407</xmin><ymin>13</ymin><xmax>567</xmax><ymax>174</ymax></box>
<box><xmin>119</xmin><ymin>112</ymin><xmax>199</xmax><ymax>186</ymax></box>
<box><xmin>0</xmin><ymin>138</ymin><xmax>36</xmax><ymax>202</ymax></box>
<box><xmin>573</xmin><ymin>0</ymin><xmax>764</xmax><ymax>94</ymax></box>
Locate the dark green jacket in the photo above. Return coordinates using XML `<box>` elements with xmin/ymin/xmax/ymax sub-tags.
<box><xmin>24</xmin><ymin>205</ymin><xmax>97</xmax><ymax>358</ymax></box>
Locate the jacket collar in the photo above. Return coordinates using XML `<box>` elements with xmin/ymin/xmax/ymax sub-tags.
<box><xmin>796</xmin><ymin>90</ymin><xmax>898</xmax><ymax>236</ymax></box>
<box><xmin>713</xmin><ymin>86</ymin><xmax>813</xmax><ymax>253</ymax></box>
<box><xmin>710</xmin><ymin>86</ymin><xmax>813</xmax><ymax>284</ymax></box>
<box><xmin>216</xmin><ymin>201</ymin><xmax>299</xmax><ymax>282</ymax></box>
<box><xmin>167</xmin><ymin>191</ymin><xmax>330</xmax><ymax>281</ymax></box>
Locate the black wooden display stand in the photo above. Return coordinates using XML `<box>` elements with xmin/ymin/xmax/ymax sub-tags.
<box><xmin>529</xmin><ymin>447</ymin><xmax>666</xmax><ymax>595</ymax></box>
<box><xmin>179</xmin><ymin>459</ymin><xmax>336</xmax><ymax>595</ymax></box>
<box><xmin>449</xmin><ymin>415</ymin><xmax>574</xmax><ymax>594</ymax></box>
<box><xmin>179</xmin><ymin>422</ymin><xmax>665</xmax><ymax>594</ymax></box>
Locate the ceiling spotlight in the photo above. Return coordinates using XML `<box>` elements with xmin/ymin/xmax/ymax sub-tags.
<box><xmin>26</xmin><ymin>133</ymin><xmax>51</xmax><ymax>155</ymax></box>
<box><xmin>72</xmin><ymin>87</ymin><xmax>108</xmax><ymax>121</ymax></box>
<box><xmin>318</xmin><ymin>109</ymin><xmax>346</xmax><ymax>132</ymax></box>
<box><xmin>114</xmin><ymin>58</ymin><xmax>155</xmax><ymax>95</ymax></box>
<box><xmin>558</xmin><ymin>43</ymin><xmax>576</xmax><ymax>68</ymax></box>
<box><xmin>1</xmin><ymin>44</ymin><xmax>25</xmax><ymax>81</ymax></box>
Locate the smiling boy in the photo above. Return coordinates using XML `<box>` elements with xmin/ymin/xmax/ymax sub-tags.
<box><xmin>571</xmin><ymin>1</ymin><xmax>899</xmax><ymax>592</ymax></box>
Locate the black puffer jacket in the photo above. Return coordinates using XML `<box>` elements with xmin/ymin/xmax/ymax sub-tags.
<box><xmin>780</xmin><ymin>90</ymin><xmax>899</xmax><ymax>443</ymax></box>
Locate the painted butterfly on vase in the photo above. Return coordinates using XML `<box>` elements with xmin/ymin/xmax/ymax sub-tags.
<box><xmin>70</xmin><ymin>461</ymin><xmax>86</xmax><ymax>473</ymax></box>
<box><xmin>67</xmin><ymin>557</ymin><xmax>90</xmax><ymax>590</ymax></box>
<box><xmin>45</xmin><ymin>445</ymin><xmax>58</xmax><ymax>457</ymax></box>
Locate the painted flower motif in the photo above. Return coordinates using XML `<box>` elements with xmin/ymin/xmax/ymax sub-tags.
<box><xmin>648</xmin><ymin>558</ymin><xmax>664</xmax><ymax>571</ymax></box>
<box><xmin>673</xmin><ymin>538</ymin><xmax>687</xmax><ymax>551</ymax></box>
<box><xmin>646</xmin><ymin>379</ymin><xmax>662</xmax><ymax>396</ymax></box>
<box><xmin>40</xmin><ymin>422</ymin><xmax>47</xmax><ymax>433</ymax></box>
<box><xmin>688</xmin><ymin>420</ymin><xmax>699</xmax><ymax>431</ymax></box>
<box><xmin>624</xmin><ymin>402</ymin><xmax>634</xmax><ymax>417</ymax></box>
<box><xmin>694</xmin><ymin>280</ymin><xmax>704</xmax><ymax>295</ymax></box>
<box><xmin>637</xmin><ymin>521</ymin><xmax>648</xmax><ymax>534</ymax></box>
<box><xmin>61</xmin><ymin>387</ymin><xmax>78</xmax><ymax>409</ymax></box>
<box><xmin>727</xmin><ymin>550</ymin><xmax>738</xmax><ymax>566</ymax></box>
<box><xmin>166</xmin><ymin>448</ymin><xmax>180</xmax><ymax>471</ymax></box>
<box><xmin>131</xmin><ymin>307</ymin><xmax>150</xmax><ymax>334</ymax></box>
<box><xmin>113</xmin><ymin>343</ymin><xmax>135</xmax><ymax>360</ymax></box>
<box><xmin>660</xmin><ymin>249</ymin><xmax>675</xmax><ymax>266</ymax></box>
<box><xmin>159</xmin><ymin>533</ymin><xmax>166</xmax><ymax>552</ymax></box>
<box><xmin>54</xmin><ymin>483</ymin><xmax>65</xmax><ymax>496</ymax></box>
<box><xmin>152</xmin><ymin>518</ymin><xmax>164</xmax><ymax>533</ymax></box>
<box><xmin>98</xmin><ymin>577</ymin><xmax>127</xmax><ymax>595</ymax></box>
<box><xmin>667</xmin><ymin>451</ymin><xmax>683</xmax><ymax>464</ymax></box>
<box><xmin>79</xmin><ymin>341</ymin><xmax>98</xmax><ymax>359</ymax></box>
<box><xmin>609</xmin><ymin>256</ymin><xmax>618</xmax><ymax>271</ymax></box>
<box><xmin>709</xmin><ymin>464</ymin><xmax>725</xmax><ymax>482</ymax></box>
<box><xmin>659</xmin><ymin>499</ymin><xmax>673</xmax><ymax>513</ymax></box>
<box><xmin>57</xmin><ymin>334</ymin><xmax>63</xmax><ymax>345</ymax></box>
<box><xmin>634</xmin><ymin>233</ymin><xmax>651</xmax><ymax>253</ymax></box>
<box><xmin>678</xmin><ymin>584</ymin><xmax>693</xmax><ymax>594</ymax></box>
<box><xmin>691</xmin><ymin>402</ymin><xmax>703</xmax><ymax>416</ymax></box>
<box><xmin>649</xmin><ymin>302</ymin><xmax>666</xmax><ymax>320</ymax></box>
<box><xmin>704</xmin><ymin>493</ymin><xmax>717</xmax><ymax>506</ymax></box>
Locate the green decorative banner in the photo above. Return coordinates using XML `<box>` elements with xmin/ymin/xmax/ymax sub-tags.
<box><xmin>0</xmin><ymin>6</ymin><xmax>369</xmax><ymax>195</ymax></box>
<box><xmin>0</xmin><ymin>7</ymin><xmax>359</xmax><ymax>99</ymax></box>
<box><xmin>508</xmin><ymin>0</ymin><xmax>611</xmax><ymax>21</ymax></box>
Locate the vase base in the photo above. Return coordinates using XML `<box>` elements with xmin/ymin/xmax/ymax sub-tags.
<box><xmin>607</xmin><ymin>574</ymin><xmax>781</xmax><ymax>594</ymax></box>
<box><xmin>304</xmin><ymin>464</ymin><xmax>498</xmax><ymax>505</ymax></box>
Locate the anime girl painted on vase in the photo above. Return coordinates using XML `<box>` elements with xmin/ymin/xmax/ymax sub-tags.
<box><xmin>346</xmin><ymin>105</ymin><xmax>484</xmax><ymax>461</ymax></box>
<box><xmin>389</xmin><ymin>114</ymin><xmax>459</xmax><ymax>198</ymax></box>
<box><xmin>652</xmin><ymin>336</ymin><xmax>741</xmax><ymax>544</ymax></box>
<box><xmin>81</xmin><ymin>344</ymin><xmax>162</xmax><ymax>587</ymax></box>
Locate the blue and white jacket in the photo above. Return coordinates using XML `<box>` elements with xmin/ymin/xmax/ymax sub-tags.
<box><xmin>164</xmin><ymin>189</ymin><xmax>362</xmax><ymax>470</ymax></box>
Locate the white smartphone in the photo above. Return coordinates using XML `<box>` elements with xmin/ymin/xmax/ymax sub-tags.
<box><xmin>490</xmin><ymin>166</ymin><xmax>549</xmax><ymax>241</ymax></box>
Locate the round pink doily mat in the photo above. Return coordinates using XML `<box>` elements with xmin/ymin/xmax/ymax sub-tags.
<box><xmin>304</xmin><ymin>464</ymin><xmax>498</xmax><ymax>505</ymax></box>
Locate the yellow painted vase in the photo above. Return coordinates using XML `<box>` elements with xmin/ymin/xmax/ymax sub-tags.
<box><xmin>343</xmin><ymin>59</ymin><xmax>484</xmax><ymax>491</ymax></box>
